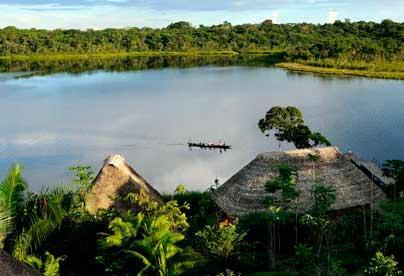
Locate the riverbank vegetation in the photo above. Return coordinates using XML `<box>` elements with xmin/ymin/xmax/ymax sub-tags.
<box><xmin>0</xmin><ymin>19</ymin><xmax>403</xmax><ymax>79</ymax></box>
<box><xmin>276</xmin><ymin>62</ymin><xmax>404</xmax><ymax>80</ymax></box>
<box><xmin>0</xmin><ymin>53</ymin><xmax>283</xmax><ymax>76</ymax></box>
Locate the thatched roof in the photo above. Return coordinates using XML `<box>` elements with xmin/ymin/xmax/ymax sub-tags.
<box><xmin>86</xmin><ymin>154</ymin><xmax>163</xmax><ymax>214</ymax></box>
<box><xmin>0</xmin><ymin>250</ymin><xmax>40</xmax><ymax>276</ymax></box>
<box><xmin>212</xmin><ymin>147</ymin><xmax>386</xmax><ymax>217</ymax></box>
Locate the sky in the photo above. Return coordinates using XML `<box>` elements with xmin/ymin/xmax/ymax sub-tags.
<box><xmin>0</xmin><ymin>0</ymin><xmax>403</xmax><ymax>30</ymax></box>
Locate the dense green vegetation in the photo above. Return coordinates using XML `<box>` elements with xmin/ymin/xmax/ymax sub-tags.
<box><xmin>1</xmin><ymin>159</ymin><xmax>404</xmax><ymax>275</ymax></box>
<box><xmin>1</xmin><ymin>20</ymin><xmax>402</xmax><ymax>61</ymax></box>
<box><xmin>0</xmin><ymin>53</ymin><xmax>283</xmax><ymax>75</ymax></box>
<box><xmin>0</xmin><ymin>19</ymin><xmax>403</xmax><ymax>78</ymax></box>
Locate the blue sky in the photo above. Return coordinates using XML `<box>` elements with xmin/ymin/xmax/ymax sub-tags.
<box><xmin>0</xmin><ymin>0</ymin><xmax>403</xmax><ymax>29</ymax></box>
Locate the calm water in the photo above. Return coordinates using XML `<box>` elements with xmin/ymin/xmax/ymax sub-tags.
<box><xmin>0</xmin><ymin>65</ymin><xmax>403</xmax><ymax>192</ymax></box>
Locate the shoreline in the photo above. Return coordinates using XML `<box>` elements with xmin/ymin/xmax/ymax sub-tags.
<box><xmin>0</xmin><ymin>51</ymin><xmax>403</xmax><ymax>80</ymax></box>
<box><xmin>0</xmin><ymin>51</ymin><xmax>241</xmax><ymax>62</ymax></box>
<box><xmin>276</xmin><ymin>62</ymin><xmax>404</xmax><ymax>80</ymax></box>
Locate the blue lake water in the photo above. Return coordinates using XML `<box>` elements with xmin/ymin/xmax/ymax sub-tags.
<box><xmin>0</xmin><ymin>66</ymin><xmax>403</xmax><ymax>192</ymax></box>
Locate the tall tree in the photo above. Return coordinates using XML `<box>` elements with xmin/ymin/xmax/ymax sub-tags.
<box><xmin>258</xmin><ymin>106</ymin><xmax>331</xmax><ymax>149</ymax></box>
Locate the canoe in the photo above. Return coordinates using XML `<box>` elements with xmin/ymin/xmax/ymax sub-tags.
<box><xmin>188</xmin><ymin>142</ymin><xmax>232</xmax><ymax>150</ymax></box>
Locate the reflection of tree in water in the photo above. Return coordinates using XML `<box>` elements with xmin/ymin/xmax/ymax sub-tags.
<box><xmin>0</xmin><ymin>54</ymin><xmax>283</xmax><ymax>77</ymax></box>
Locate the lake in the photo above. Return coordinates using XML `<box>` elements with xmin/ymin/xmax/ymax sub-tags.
<box><xmin>0</xmin><ymin>57</ymin><xmax>403</xmax><ymax>192</ymax></box>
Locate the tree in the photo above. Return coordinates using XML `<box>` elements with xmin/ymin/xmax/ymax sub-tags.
<box><xmin>382</xmin><ymin>160</ymin><xmax>404</xmax><ymax>199</ymax></box>
<box><xmin>258</xmin><ymin>106</ymin><xmax>331</xmax><ymax>149</ymax></box>
<box><xmin>265</xmin><ymin>164</ymin><xmax>300</xmax><ymax>206</ymax></box>
<box><xmin>290</xmin><ymin>124</ymin><xmax>312</xmax><ymax>149</ymax></box>
<box><xmin>258</xmin><ymin>106</ymin><xmax>304</xmax><ymax>148</ymax></box>
<box><xmin>261</xmin><ymin>19</ymin><xmax>273</xmax><ymax>25</ymax></box>
<box><xmin>69</xmin><ymin>165</ymin><xmax>94</xmax><ymax>213</ymax></box>
<box><xmin>167</xmin><ymin>21</ymin><xmax>192</xmax><ymax>30</ymax></box>
<box><xmin>301</xmin><ymin>183</ymin><xmax>336</xmax><ymax>259</ymax></box>
<box><xmin>309</xmin><ymin>132</ymin><xmax>331</xmax><ymax>147</ymax></box>
<box><xmin>263</xmin><ymin>164</ymin><xmax>300</xmax><ymax>268</ymax></box>
<box><xmin>309</xmin><ymin>184</ymin><xmax>336</xmax><ymax>217</ymax></box>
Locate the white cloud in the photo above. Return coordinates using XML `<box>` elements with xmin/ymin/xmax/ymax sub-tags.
<box><xmin>272</xmin><ymin>11</ymin><xmax>279</xmax><ymax>23</ymax></box>
<box><xmin>328</xmin><ymin>10</ymin><xmax>338</xmax><ymax>23</ymax></box>
<box><xmin>0</xmin><ymin>132</ymin><xmax>59</xmax><ymax>146</ymax></box>
<box><xmin>0</xmin><ymin>1</ymin><xmax>402</xmax><ymax>29</ymax></box>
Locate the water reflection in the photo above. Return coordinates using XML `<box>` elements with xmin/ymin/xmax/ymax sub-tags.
<box><xmin>0</xmin><ymin>54</ymin><xmax>281</xmax><ymax>76</ymax></box>
<box><xmin>0</xmin><ymin>63</ymin><xmax>403</xmax><ymax>192</ymax></box>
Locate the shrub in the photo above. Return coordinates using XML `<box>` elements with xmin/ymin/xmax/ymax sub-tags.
<box><xmin>196</xmin><ymin>222</ymin><xmax>246</xmax><ymax>262</ymax></box>
<box><xmin>364</xmin><ymin>251</ymin><xmax>402</xmax><ymax>276</ymax></box>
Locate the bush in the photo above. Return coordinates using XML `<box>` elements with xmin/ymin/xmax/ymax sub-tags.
<box><xmin>364</xmin><ymin>251</ymin><xmax>402</xmax><ymax>276</ymax></box>
<box><xmin>196</xmin><ymin>222</ymin><xmax>246</xmax><ymax>263</ymax></box>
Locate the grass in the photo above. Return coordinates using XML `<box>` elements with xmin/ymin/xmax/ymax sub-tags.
<box><xmin>249</xmin><ymin>272</ymin><xmax>297</xmax><ymax>276</ymax></box>
<box><xmin>0</xmin><ymin>50</ymin><xmax>238</xmax><ymax>62</ymax></box>
<box><xmin>0</xmin><ymin>49</ymin><xmax>287</xmax><ymax>62</ymax></box>
<box><xmin>304</xmin><ymin>58</ymin><xmax>404</xmax><ymax>72</ymax></box>
<box><xmin>276</xmin><ymin>61</ymin><xmax>404</xmax><ymax>80</ymax></box>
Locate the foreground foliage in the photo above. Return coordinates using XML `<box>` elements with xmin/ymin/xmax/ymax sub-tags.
<box><xmin>0</xmin><ymin>164</ymin><xmax>73</xmax><ymax>275</ymax></box>
<box><xmin>365</xmin><ymin>252</ymin><xmax>402</xmax><ymax>276</ymax></box>
<box><xmin>0</xmin><ymin>155</ymin><xmax>403</xmax><ymax>275</ymax></box>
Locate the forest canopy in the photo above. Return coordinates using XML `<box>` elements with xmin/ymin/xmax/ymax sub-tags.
<box><xmin>0</xmin><ymin>19</ymin><xmax>403</xmax><ymax>62</ymax></box>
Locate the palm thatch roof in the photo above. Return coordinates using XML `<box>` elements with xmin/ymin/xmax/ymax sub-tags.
<box><xmin>0</xmin><ymin>250</ymin><xmax>40</xmax><ymax>276</ymax></box>
<box><xmin>212</xmin><ymin>147</ymin><xmax>387</xmax><ymax>217</ymax></box>
<box><xmin>86</xmin><ymin>154</ymin><xmax>163</xmax><ymax>214</ymax></box>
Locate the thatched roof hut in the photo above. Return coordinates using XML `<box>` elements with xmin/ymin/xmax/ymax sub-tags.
<box><xmin>212</xmin><ymin>147</ymin><xmax>387</xmax><ymax>217</ymax></box>
<box><xmin>86</xmin><ymin>154</ymin><xmax>163</xmax><ymax>214</ymax></box>
<box><xmin>0</xmin><ymin>250</ymin><xmax>40</xmax><ymax>276</ymax></box>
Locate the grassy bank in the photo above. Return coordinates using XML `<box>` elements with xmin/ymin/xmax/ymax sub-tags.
<box><xmin>0</xmin><ymin>50</ymin><xmax>239</xmax><ymax>62</ymax></box>
<box><xmin>276</xmin><ymin>62</ymin><xmax>404</xmax><ymax>80</ymax></box>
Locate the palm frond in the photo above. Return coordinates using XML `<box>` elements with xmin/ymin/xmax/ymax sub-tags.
<box><xmin>13</xmin><ymin>215</ymin><xmax>60</xmax><ymax>260</ymax></box>
<box><xmin>0</xmin><ymin>210</ymin><xmax>13</xmax><ymax>248</ymax></box>
<box><xmin>12</xmin><ymin>185</ymin><xmax>72</xmax><ymax>260</ymax></box>
<box><xmin>0</xmin><ymin>163</ymin><xmax>28</xmax><ymax>214</ymax></box>
<box><xmin>0</xmin><ymin>164</ymin><xmax>28</xmax><ymax>246</ymax></box>
<box><xmin>126</xmin><ymin>250</ymin><xmax>152</xmax><ymax>276</ymax></box>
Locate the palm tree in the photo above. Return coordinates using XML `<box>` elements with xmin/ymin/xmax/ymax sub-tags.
<box><xmin>127</xmin><ymin>215</ymin><xmax>184</xmax><ymax>276</ymax></box>
<box><xmin>13</xmin><ymin>186</ymin><xmax>73</xmax><ymax>261</ymax></box>
<box><xmin>101</xmin><ymin>214</ymin><xmax>185</xmax><ymax>276</ymax></box>
<box><xmin>0</xmin><ymin>163</ymin><xmax>72</xmax><ymax>260</ymax></box>
<box><xmin>0</xmin><ymin>164</ymin><xmax>28</xmax><ymax>248</ymax></box>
